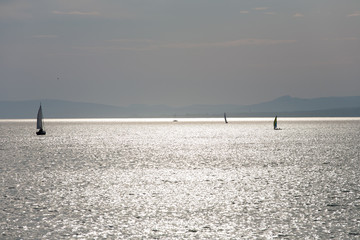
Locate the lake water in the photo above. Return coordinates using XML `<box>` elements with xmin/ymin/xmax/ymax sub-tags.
<box><xmin>1</xmin><ymin>118</ymin><xmax>360</xmax><ymax>239</ymax></box>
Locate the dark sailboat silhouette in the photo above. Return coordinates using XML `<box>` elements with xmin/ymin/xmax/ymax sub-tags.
<box><xmin>273</xmin><ymin>116</ymin><xmax>281</xmax><ymax>130</ymax></box>
<box><xmin>36</xmin><ymin>104</ymin><xmax>46</xmax><ymax>135</ymax></box>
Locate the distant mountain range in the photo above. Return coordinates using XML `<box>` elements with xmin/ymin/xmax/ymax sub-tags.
<box><xmin>1</xmin><ymin>95</ymin><xmax>360</xmax><ymax>118</ymax></box>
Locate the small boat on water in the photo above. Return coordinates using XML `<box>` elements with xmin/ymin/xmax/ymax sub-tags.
<box><xmin>273</xmin><ymin>115</ymin><xmax>281</xmax><ymax>130</ymax></box>
<box><xmin>173</xmin><ymin>114</ymin><xmax>178</xmax><ymax>122</ymax></box>
<box><xmin>224</xmin><ymin>112</ymin><xmax>228</xmax><ymax>124</ymax></box>
<box><xmin>36</xmin><ymin>104</ymin><xmax>46</xmax><ymax>135</ymax></box>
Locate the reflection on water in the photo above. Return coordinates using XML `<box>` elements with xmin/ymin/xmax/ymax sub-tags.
<box><xmin>1</xmin><ymin>118</ymin><xmax>359</xmax><ymax>239</ymax></box>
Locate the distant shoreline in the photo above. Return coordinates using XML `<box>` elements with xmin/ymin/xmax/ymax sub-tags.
<box><xmin>1</xmin><ymin>96</ymin><xmax>360</xmax><ymax>118</ymax></box>
<box><xmin>1</xmin><ymin>110</ymin><xmax>360</xmax><ymax>119</ymax></box>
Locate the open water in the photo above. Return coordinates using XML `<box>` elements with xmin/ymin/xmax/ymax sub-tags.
<box><xmin>1</xmin><ymin>118</ymin><xmax>360</xmax><ymax>239</ymax></box>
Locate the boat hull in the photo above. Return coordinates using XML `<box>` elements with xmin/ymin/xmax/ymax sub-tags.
<box><xmin>36</xmin><ymin>130</ymin><xmax>46</xmax><ymax>135</ymax></box>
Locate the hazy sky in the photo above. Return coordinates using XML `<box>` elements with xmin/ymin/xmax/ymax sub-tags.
<box><xmin>1</xmin><ymin>0</ymin><xmax>359</xmax><ymax>106</ymax></box>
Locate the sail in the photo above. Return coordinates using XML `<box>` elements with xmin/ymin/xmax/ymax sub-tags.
<box><xmin>224</xmin><ymin>113</ymin><xmax>228</xmax><ymax>123</ymax></box>
<box><xmin>37</xmin><ymin>105</ymin><xmax>43</xmax><ymax>129</ymax></box>
<box><xmin>273</xmin><ymin>116</ymin><xmax>277</xmax><ymax>129</ymax></box>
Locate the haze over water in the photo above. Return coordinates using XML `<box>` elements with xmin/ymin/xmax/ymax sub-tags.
<box><xmin>1</xmin><ymin>118</ymin><xmax>359</xmax><ymax>239</ymax></box>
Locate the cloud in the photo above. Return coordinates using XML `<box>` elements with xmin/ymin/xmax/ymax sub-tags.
<box><xmin>253</xmin><ymin>7</ymin><xmax>268</xmax><ymax>11</ymax></box>
<box><xmin>107</xmin><ymin>39</ymin><xmax>154</xmax><ymax>43</ymax></box>
<box><xmin>52</xmin><ymin>10</ymin><xmax>100</xmax><ymax>16</ymax></box>
<box><xmin>241</xmin><ymin>9</ymin><xmax>275</xmax><ymax>15</ymax></box>
<box><xmin>293</xmin><ymin>13</ymin><xmax>304</xmax><ymax>18</ymax></box>
<box><xmin>163</xmin><ymin>39</ymin><xmax>296</xmax><ymax>49</ymax></box>
<box><xmin>347</xmin><ymin>11</ymin><xmax>360</xmax><ymax>17</ymax></box>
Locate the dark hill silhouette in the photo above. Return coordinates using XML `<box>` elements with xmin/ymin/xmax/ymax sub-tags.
<box><xmin>1</xmin><ymin>96</ymin><xmax>360</xmax><ymax>118</ymax></box>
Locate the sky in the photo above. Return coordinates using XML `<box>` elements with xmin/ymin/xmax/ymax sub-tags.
<box><xmin>0</xmin><ymin>0</ymin><xmax>359</xmax><ymax>107</ymax></box>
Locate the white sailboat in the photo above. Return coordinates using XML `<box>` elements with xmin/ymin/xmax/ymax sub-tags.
<box><xmin>36</xmin><ymin>104</ymin><xmax>46</xmax><ymax>135</ymax></box>
<box><xmin>224</xmin><ymin>112</ymin><xmax>228</xmax><ymax>124</ymax></box>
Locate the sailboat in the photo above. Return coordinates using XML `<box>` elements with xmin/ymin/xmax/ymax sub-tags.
<box><xmin>36</xmin><ymin>104</ymin><xmax>46</xmax><ymax>135</ymax></box>
<box><xmin>224</xmin><ymin>112</ymin><xmax>228</xmax><ymax>124</ymax></box>
<box><xmin>273</xmin><ymin>116</ymin><xmax>281</xmax><ymax>130</ymax></box>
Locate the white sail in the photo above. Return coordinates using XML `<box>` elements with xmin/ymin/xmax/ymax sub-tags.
<box><xmin>37</xmin><ymin>105</ymin><xmax>43</xmax><ymax>130</ymax></box>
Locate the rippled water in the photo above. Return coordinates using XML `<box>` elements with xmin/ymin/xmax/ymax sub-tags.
<box><xmin>1</xmin><ymin>118</ymin><xmax>359</xmax><ymax>239</ymax></box>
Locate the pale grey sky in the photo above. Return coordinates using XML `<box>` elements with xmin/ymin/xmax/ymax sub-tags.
<box><xmin>1</xmin><ymin>0</ymin><xmax>359</xmax><ymax>106</ymax></box>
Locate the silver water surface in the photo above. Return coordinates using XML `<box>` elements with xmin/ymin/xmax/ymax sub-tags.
<box><xmin>1</xmin><ymin>118</ymin><xmax>360</xmax><ymax>239</ymax></box>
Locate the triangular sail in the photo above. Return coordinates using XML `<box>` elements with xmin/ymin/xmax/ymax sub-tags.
<box><xmin>37</xmin><ymin>105</ymin><xmax>43</xmax><ymax>130</ymax></box>
<box><xmin>273</xmin><ymin>116</ymin><xmax>277</xmax><ymax>129</ymax></box>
